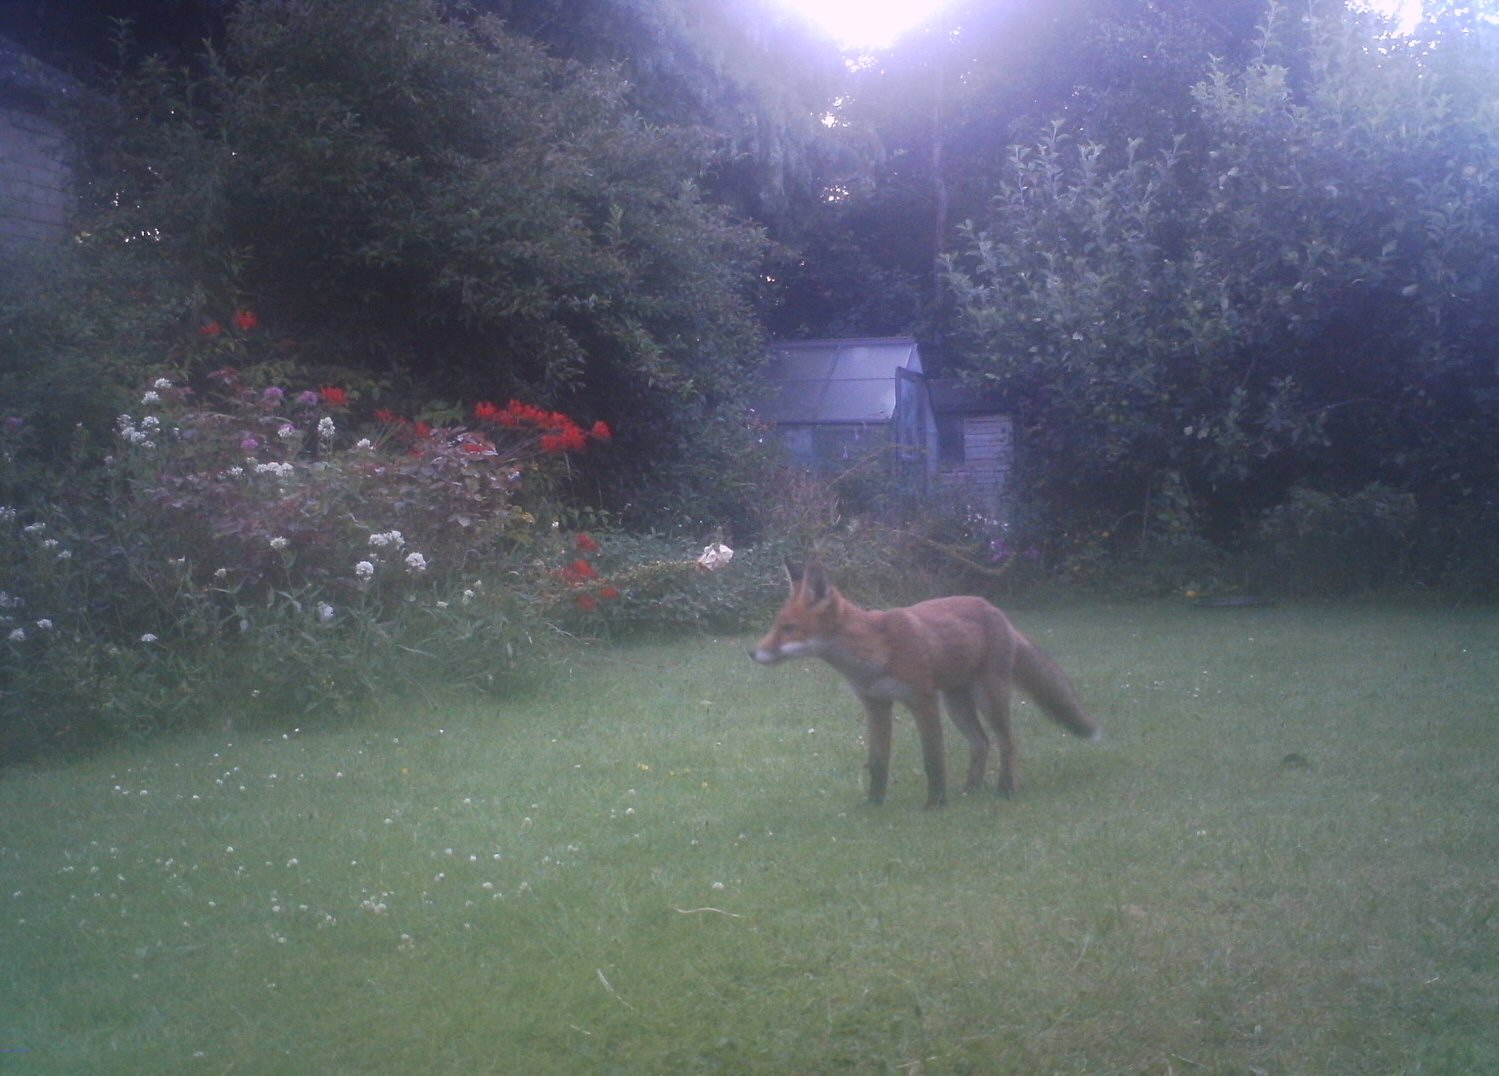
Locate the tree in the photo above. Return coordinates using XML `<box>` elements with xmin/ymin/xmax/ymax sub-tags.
<box><xmin>62</xmin><ymin>0</ymin><xmax>775</xmax><ymax>526</ymax></box>
<box><xmin>943</xmin><ymin>0</ymin><xmax>1499</xmax><ymax>569</ymax></box>
<box><xmin>794</xmin><ymin>0</ymin><xmax>1265</xmax><ymax>339</ymax></box>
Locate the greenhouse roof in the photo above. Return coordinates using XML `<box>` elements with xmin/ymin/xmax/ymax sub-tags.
<box><xmin>755</xmin><ymin>337</ymin><xmax>923</xmax><ymax>425</ymax></box>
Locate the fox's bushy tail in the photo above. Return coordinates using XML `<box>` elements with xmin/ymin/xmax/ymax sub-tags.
<box><xmin>1014</xmin><ymin>634</ymin><xmax>1102</xmax><ymax>740</ymax></box>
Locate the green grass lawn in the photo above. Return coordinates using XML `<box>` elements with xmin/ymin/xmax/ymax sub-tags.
<box><xmin>2</xmin><ymin>602</ymin><xmax>1496</xmax><ymax>1074</ymax></box>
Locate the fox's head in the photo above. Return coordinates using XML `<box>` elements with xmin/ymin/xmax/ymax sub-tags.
<box><xmin>750</xmin><ymin>558</ymin><xmax>839</xmax><ymax>666</ymax></box>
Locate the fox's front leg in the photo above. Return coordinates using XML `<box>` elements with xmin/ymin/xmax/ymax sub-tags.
<box><xmin>909</xmin><ymin>693</ymin><xmax>948</xmax><ymax>808</ymax></box>
<box><xmin>860</xmin><ymin>696</ymin><xmax>893</xmax><ymax>804</ymax></box>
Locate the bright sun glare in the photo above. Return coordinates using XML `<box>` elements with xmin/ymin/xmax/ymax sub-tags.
<box><xmin>780</xmin><ymin>0</ymin><xmax>954</xmax><ymax>50</ymax></box>
<box><xmin>781</xmin><ymin>0</ymin><xmax>1424</xmax><ymax>50</ymax></box>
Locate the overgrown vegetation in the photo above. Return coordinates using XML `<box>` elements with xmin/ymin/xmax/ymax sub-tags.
<box><xmin>942</xmin><ymin>0</ymin><xmax>1499</xmax><ymax>575</ymax></box>
<box><xmin>1</xmin><ymin>0</ymin><xmax>1497</xmax><ymax>757</ymax></box>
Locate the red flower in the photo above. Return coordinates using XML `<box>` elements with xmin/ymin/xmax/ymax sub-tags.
<box><xmin>320</xmin><ymin>386</ymin><xmax>349</xmax><ymax>408</ymax></box>
<box><xmin>474</xmin><ymin>400</ymin><xmax>502</xmax><ymax>422</ymax></box>
<box><xmin>412</xmin><ymin>420</ymin><xmax>433</xmax><ymax>439</ymax></box>
<box><xmin>559</xmin><ymin>558</ymin><xmax>597</xmax><ymax>585</ymax></box>
<box><xmin>540</xmin><ymin>422</ymin><xmax>588</xmax><ymax>455</ymax></box>
<box><xmin>199</xmin><ymin>320</ymin><xmax>222</xmax><ymax>337</ymax></box>
<box><xmin>590</xmin><ymin>420</ymin><xmax>612</xmax><ymax>441</ymax></box>
<box><xmin>498</xmin><ymin>400</ymin><xmax>545</xmax><ymax>428</ymax></box>
<box><xmin>575</xmin><ymin>594</ymin><xmax>599</xmax><ymax>613</ymax></box>
<box><xmin>575</xmin><ymin>533</ymin><xmax>600</xmax><ymax>553</ymax></box>
<box><xmin>233</xmin><ymin>309</ymin><xmax>259</xmax><ymax>331</ymax></box>
<box><xmin>373</xmin><ymin>408</ymin><xmax>402</xmax><ymax>425</ymax></box>
<box><xmin>599</xmin><ymin>586</ymin><xmax>620</xmax><ymax>600</ymax></box>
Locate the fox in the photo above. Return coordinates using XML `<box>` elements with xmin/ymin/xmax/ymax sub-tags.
<box><xmin>751</xmin><ymin>558</ymin><xmax>1101</xmax><ymax>808</ymax></box>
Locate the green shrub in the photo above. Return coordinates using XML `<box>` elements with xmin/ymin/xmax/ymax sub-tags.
<box><xmin>0</xmin><ymin>354</ymin><xmax>616</xmax><ymax>760</ymax></box>
<box><xmin>1252</xmin><ymin>482</ymin><xmax>1419</xmax><ymax>595</ymax></box>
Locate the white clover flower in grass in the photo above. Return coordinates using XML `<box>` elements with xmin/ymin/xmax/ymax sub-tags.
<box><xmin>354</xmin><ymin>437</ymin><xmax>374</xmax><ymax>451</ymax></box>
<box><xmin>369</xmin><ymin>530</ymin><xmax>405</xmax><ymax>549</ymax></box>
<box><xmin>404</xmin><ymin>552</ymin><xmax>428</xmax><ymax>573</ymax></box>
<box><xmin>317</xmin><ymin>602</ymin><xmax>335</xmax><ymax>623</ymax></box>
<box><xmin>8</xmin><ymin>628</ymin><xmax>25</xmax><ymax>642</ymax></box>
<box><xmin>153</xmin><ymin>377</ymin><xmax>173</xmax><ymax>390</ymax></box>
<box><xmin>34</xmin><ymin>619</ymin><xmax>52</xmax><ymax>631</ymax></box>
<box><xmin>140</xmin><ymin>633</ymin><xmax>158</xmax><ymax>643</ymax></box>
<box><xmin>355</xmin><ymin>560</ymin><xmax>376</xmax><ymax>581</ymax></box>
<box><xmin>268</xmin><ymin>536</ymin><xmax>289</xmax><ymax>551</ymax></box>
<box><xmin>317</xmin><ymin>416</ymin><xmax>335</xmax><ymax>443</ymax></box>
<box><xmin>141</xmin><ymin>390</ymin><xmax>161</xmax><ymax>406</ymax></box>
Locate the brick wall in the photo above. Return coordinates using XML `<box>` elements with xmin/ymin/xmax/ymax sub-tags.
<box><xmin>937</xmin><ymin>413</ymin><xmax>1014</xmax><ymax>521</ymax></box>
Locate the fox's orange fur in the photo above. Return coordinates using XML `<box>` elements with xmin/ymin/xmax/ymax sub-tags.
<box><xmin>751</xmin><ymin>559</ymin><xmax>1100</xmax><ymax>808</ymax></box>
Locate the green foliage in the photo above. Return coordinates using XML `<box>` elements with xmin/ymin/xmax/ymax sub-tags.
<box><xmin>1253</xmin><ymin>482</ymin><xmax>1419</xmax><ymax>595</ymax></box>
<box><xmin>0</xmin><ymin>363</ymin><xmax>616</xmax><ymax>760</ymax></box>
<box><xmin>944</xmin><ymin>1</ymin><xmax>1499</xmax><ymax>574</ymax></box>
<box><xmin>0</xmin><ymin>244</ymin><xmax>201</xmax><ymax>487</ymax></box>
<box><xmin>61</xmin><ymin>0</ymin><xmax>771</xmax><ymax>524</ymax></box>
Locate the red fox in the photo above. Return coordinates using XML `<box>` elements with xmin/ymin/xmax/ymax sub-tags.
<box><xmin>751</xmin><ymin>559</ymin><xmax>1100</xmax><ymax>808</ymax></box>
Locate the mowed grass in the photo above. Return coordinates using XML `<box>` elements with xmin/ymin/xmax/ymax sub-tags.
<box><xmin>2</xmin><ymin>602</ymin><xmax>1496</xmax><ymax>1074</ymax></box>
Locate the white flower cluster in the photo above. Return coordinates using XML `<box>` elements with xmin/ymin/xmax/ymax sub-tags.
<box><xmin>697</xmin><ymin>542</ymin><xmax>734</xmax><ymax>571</ymax></box>
<box><xmin>116</xmin><ymin>413</ymin><xmax>161</xmax><ymax>448</ymax></box>
<box><xmin>368</xmin><ymin>530</ymin><xmax>405</xmax><ymax>549</ymax></box>
<box><xmin>254</xmin><ymin>462</ymin><xmax>295</xmax><ymax>479</ymax></box>
<box><xmin>317</xmin><ymin>416</ymin><xmax>336</xmax><ymax>445</ymax></box>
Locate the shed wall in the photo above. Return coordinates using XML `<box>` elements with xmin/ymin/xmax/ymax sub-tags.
<box><xmin>0</xmin><ymin>103</ymin><xmax>69</xmax><ymax>247</ymax></box>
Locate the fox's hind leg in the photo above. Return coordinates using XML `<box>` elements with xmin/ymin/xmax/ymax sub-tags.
<box><xmin>977</xmin><ymin>668</ymin><xmax>1018</xmax><ymax>798</ymax></box>
<box><xmin>943</xmin><ymin>688</ymin><xmax>990</xmax><ymax>793</ymax></box>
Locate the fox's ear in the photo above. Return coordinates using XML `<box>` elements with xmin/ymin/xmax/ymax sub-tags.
<box><xmin>782</xmin><ymin>557</ymin><xmax>803</xmax><ymax>593</ymax></box>
<box><xmin>803</xmin><ymin>559</ymin><xmax>831</xmax><ymax>605</ymax></box>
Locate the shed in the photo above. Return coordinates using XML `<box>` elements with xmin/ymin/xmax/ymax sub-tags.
<box><xmin>0</xmin><ymin>36</ymin><xmax>79</xmax><ymax>248</ymax></box>
<box><xmin>753</xmin><ymin>337</ymin><xmax>936</xmax><ymax>477</ymax></box>
<box><xmin>752</xmin><ymin>340</ymin><xmax>1016</xmax><ymax>518</ymax></box>
<box><xmin>928</xmin><ymin>379</ymin><xmax>1015</xmax><ymax>521</ymax></box>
